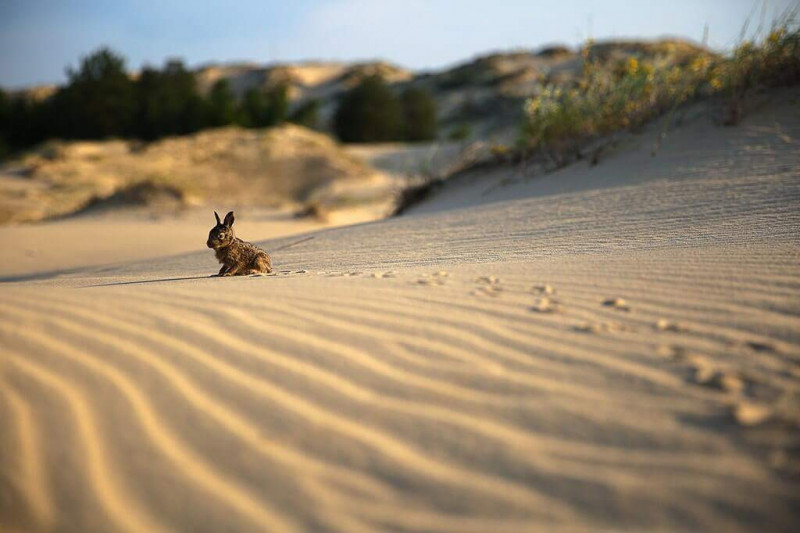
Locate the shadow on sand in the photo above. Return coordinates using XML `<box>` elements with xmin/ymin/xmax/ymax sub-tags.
<box><xmin>83</xmin><ymin>275</ymin><xmax>214</xmax><ymax>288</ymax></box>
<box><xmin>0</xmin><ymin>268</ymin><xmax>81</xmax><ymax>284</ymax></box>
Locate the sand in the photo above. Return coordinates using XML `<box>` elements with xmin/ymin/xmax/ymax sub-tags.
<box><xmin>1</xmin><ymin>88</ymin><xmax>799</xmax><ymax>532</ymax></box>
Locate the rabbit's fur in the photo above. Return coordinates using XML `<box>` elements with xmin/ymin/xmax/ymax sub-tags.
<box><xmin>207</xmin><ymin>211</ymin><xmax>272</xmax><ymax>276</ymax></box>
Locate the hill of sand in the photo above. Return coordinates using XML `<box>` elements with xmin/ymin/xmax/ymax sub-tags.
<box><xmin>13</xmin><ymin>40</ymin><xmax>713</xmax><ymax>143</ymax></box>
<box><xmin>0</xmin><ymin>88</ymin><xmax>798</xmax><ymax>531</ymax></box>
<box><xmin>0</xmin><ymin>124</ymin><xmax>394</xmax><ymax>224</ymax></box>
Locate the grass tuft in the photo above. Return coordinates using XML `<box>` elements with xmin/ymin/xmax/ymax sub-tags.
<box><xmin>521</xmin><ymin>15</ymin><xmax>800</xmax><ymax>158</ymax></box>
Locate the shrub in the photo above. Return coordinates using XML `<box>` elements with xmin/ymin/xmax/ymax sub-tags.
<box><xmin>447</xmin><ymin>123</ymin><xmax>472</xmax><ymax>141</ymax></box>
<box><xmin>400</xmin><ymin>87</ymin><xmax>437</xmax><ymax>141</ymax></box>
<box><xmin>206</xmin><ymin>79</ymin><xmax>238</xmax><ymax>127</ymax></box>
<box><xmin>133</xmin><ymin>60</ymin><xmax>205</xmax><ymax>140</ymax></box>
<box><xmin>333</xmin><ymin>75</ymin><xmax>402</xmax><ymax>142</ymax></box>
<box><xmin>522</xmin><ymin>17</ymin><xmax>799</xmax><ymax>155</ymax></box>
<box><xmin>57</xmin><ymin>47</ymin><xmax>136</xmax><ymax>139</ymax></box>
<box><xmin>240</xmin><ymin>83</ymin><xmax>289</xmax><ymax>128</ymax></box>
<box><xmin>289</xmin><ymin>98</ymin><xmax>321</xmax><ymax>129</ymax></box>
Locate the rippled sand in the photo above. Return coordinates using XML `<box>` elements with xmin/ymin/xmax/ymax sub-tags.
<box><xmin>1</xmin><ymin>90</ymin><xmax>798</xmax><ymax>531</ymax></box>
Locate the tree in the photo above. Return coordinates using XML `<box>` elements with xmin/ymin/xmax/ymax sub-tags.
<box><xmin>289</xmin><ymin>98</ymin><xmax>321</xmax><ymax>129</ymax></box>
<box><xmin>240</xmin><ymin>87</ymin><xmax>267</xmax><ymax>127</ymax></box>
<box><xmin>132</xmin><ymin>59</ymin><xmax>205</xmax><ymax>140</ymax></box>
<box><xmin>264</xmin><ymin>83</ymin><xmax>289</xmax><ymax>125</ymax></box>
<box><xmin>333</xmin><ymin>75</ymin><xmax>402</xmax><ymax>142</ymax></box>
<box><xmin>0</xmin><ymin>90</ymin><xmax>10</xmax><ymax>157</ymax></box>
<box><xmin>240</xmin><ymin>83</ymin><xmax>289</xmax><ymax>128</ymax></box>
<box><xmin>59</xmin><ymin>47</ymin><xmax>135</xmax><ymax>138</ymax></box>
<box><xmin>206</xmin><ymin>79</ymin><xmax>238</xmax><ymax>127</ymax></box>
<box><xmin>400</xmin><ymin>87</ymin><xmax>437</xmax><ymax>141</ymax></box>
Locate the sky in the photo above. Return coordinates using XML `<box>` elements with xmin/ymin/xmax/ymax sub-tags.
<box><xmin>1</xmin><ymin>0</ymin><xmax>796</xmax><ymax>88</ymax></box>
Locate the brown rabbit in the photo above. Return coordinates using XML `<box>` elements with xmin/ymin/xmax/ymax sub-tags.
<box><xmin>207</xmin><ymin>211</ymin><xmax>273</xmax><ymax>276</ymax></box>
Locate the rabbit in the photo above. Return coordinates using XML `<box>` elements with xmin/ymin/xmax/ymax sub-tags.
<box><xmin>207</xmin><ymin>211</ymin><xmax>273</xmax><ymax>276</ymax></box>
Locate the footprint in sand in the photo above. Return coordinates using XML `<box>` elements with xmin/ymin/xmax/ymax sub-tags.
<box><xmin>656</xmin><ymin>344</ymin><xmax>686</xmax><ymax>360</ymax></box>
<box><xmin>744</xmin><ymin>340</ymin><xmax>777</xmax><ymax>353</ymax></box>
<box><xmin>655</xmin><ymin>319</ymin><xmax>685</xmax><ymax>332</ymax></box>
<box><xmin>532</xmin><ymin>284</ymin><xmax>556</xmax><ymax>295</ymax></box>
<box><xmin>417</xmin><ymin>278</ymin><xmax>446</xmax><ymax>286</ymax></box>
<box><xmin>371</xmin><ymin>271</ymin><xmax>397</xmax><ymax>279</ymax></box>
<box><xmin>573</xmin><ymin>321</ymin><xmax>626</xmax><ymax>333</ymax></box>
<box><xmin>472</xmin><ymin>285</ymin><xmax>503</xmax><ymax>297</ymax></box>
<box><xmin>530</xmin><ymin>297</ymin><xmax>558</xmax><ymax>313</ymax></box>
<box><xmin>472</xmin><ymin>275</ymin><xmax>503</xmax><ymax>297</ymax></box>
<box><xmin>685</xmin><ymin>355</ymin><xmax>746</xmax><ymax>395</ymax></box>
<box><xmin>602</xmin><ymin>297</ymin><xmax>630</xmax><ymax>312</ymax></box>
<box><xmin>732</xmin><ymin>401</ymin><xmax>773</xmax><ymax>426</ymax></box>
<box><xmin>417</xmin><ymin>271</ymin><xmax>450</xmax><ymax>286</ymax></box>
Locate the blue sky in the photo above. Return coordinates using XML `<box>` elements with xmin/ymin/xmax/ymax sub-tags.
<box><xmin>1</xmin><ymin>0</ymin><xmax>796</xmax><ymax>88</ymax></box>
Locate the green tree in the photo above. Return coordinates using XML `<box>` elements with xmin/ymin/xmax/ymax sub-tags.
<box><xmin>206</xmin><ymin>79</ymin><xmax>238</xmax><ymax>127</ymax></box>
<box><xmin>133</xmin><ymin>60</ymin><xmax>205</xmax><ymax>140</ymax></box>
<box><xmin>59</xmin><ymin>47</ymin><xmax>135</xmax><ymax>138</ymax></box>
<box><xmin>240</xmin><ymin>87</ymin><xmax>268</xmax><ymax>127</ymax></box>
<box><xmin>0</xmin><ymin>90</ymin><xmax>10</xmax><ymax>157</ymax></box>
<box><xmin>240</xmin><ymin>83</ymin><xmax>289</xmax><ymax>128</ymax></box>
<box><xmin>400</xmin><ymin>87</ymin><xmax>437</xmax><ymax>141</ymax></box>
<box><xmin>333</xmin><ymin>75</ymin><xmax>402</xmax><ymax>142</ymax></box>
<box><xmin>264</xmin><ymin>83</ymin><xmax>289</xmax><ymax>125</ymax></box>
<box><xmin>289</xmin><ymin>98</ymin><xmax>321</xmax><ymax>129</ymax></box>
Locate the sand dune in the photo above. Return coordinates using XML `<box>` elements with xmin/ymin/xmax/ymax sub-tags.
<box><xmin>1</xmin><ymin>89</ymin><xmax>799</xmax><ymax>531</ymax></box>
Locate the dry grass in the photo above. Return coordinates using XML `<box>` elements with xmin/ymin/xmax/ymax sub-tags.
<box><xmin>522</xmin><ymin>18</ymin><xmax>800</xmax><ymax>159</ymax></box>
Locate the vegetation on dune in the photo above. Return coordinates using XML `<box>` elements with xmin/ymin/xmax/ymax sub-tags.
<box><xmin>0</xmin><ymin>48</ymin><xmax>439</xmax><ymax>155</ymax></box>
<box><xmin>206</xmin><ymin>79</ymin><xmax>238</xmax><ymax>128</ymax></box>
<box><xmin>240</xmin><ymin>83</ymin><xmax>290</xmax><ymax>128</ymax></box>
<box><xmin>522</xmin><ymin>17</ymin><xmax>800</xmax><ymax>159</ymax></box>
<box><xmin>288</xmin><ymin>98</ymin><xmax>321</xmax><ymax>129</ymax></box>
<box><xmin>133</xmin><ymin>60</ymin><xmax>206</xmax><ymax>140</ymax></box>
<box><xmin>333</xmin><ymin>75</ymin><xmax>403</xmax><ymax>142</ymax></box>
<box><xmin>0</xmin><ymin>48</ymin><xmax>299</xmax><ymax>156</ymax></box>
<box><xmin>400</xmin><ymin>87</ymin><xmax>438</xmax><ymax>141</ymax></box>
<box><xmin>333</xmin><ymin>75</ymin><xmax>438</xmax><ymax>143</ymax></box>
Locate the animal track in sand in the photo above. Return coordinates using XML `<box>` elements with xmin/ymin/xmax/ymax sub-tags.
<box><xmin>324</xmin><ymin>271</ymin><xmax>362</xmax><ymax>277</ymax></box>
<box><xmin>530</xmin><ymin>297</ymin><xmax>558</xmax><ymax>313</ymax></box>
<box><xmin>744</xmin><ymin>340</ymin><xmax>777</xmax><ymax>353</ymax></box>
<box><xmin>471</xmin><ymin>275</ymin><xmax>503</xmax><ymax>297</ymax></box>
<box><xmin>602</xmin><ymin>298</ymin><xmax>630</xmax><ymax>312</ymax></box>
<box><xmin>732</xmin><ymin>401</ymin><xmax>773</xmax><ymax>426</ymax></box>
<box><xmin>416</xmin><ymin>271</ymin><xmax>450</xmax><ymax>286</ymax></box>
<box><xmin>532</xmin><ymin>284</ymin><xmax>556</xmax><ymax>295</ymax></box>
<box><xmin>691</xmin><ymin>365</ymin><xmax>746</xmax><ymax>395</ymax></box>
<box><xmin>655</xmin><ymin>319</ymin><xmax>685</xmax><ymax>332</ymax></box>
<box><xmin>656</xmin><ymin>344</ymin><xmax>687</xmax><ymax>360</ymax></box>
<box><xmin>371</xmin><ymin>271</ymin><xmax>396</xmax><ymax>279</ymax></box>
<box><xmin>573</xmin><ymin>321</ymin><xmax>627</xmax><ymax>334</ymax></box>
<box><xmin>471</xmin><ymin>286</ymin><xmax>503</xmax><ymax>298</ymax></box>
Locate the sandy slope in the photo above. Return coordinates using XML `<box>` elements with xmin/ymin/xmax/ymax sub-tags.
<box><xmin>0</xmin><ymin>207</ymin><xmax>332</xmax><ymax>278</ymax></box>
<box><xmin>1</xmin><ymin>90</ymin><xmax>799</xmax><ymax>532</ymax></box>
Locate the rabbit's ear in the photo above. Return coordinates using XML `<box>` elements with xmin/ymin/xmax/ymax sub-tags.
<box><xmin>223</xmin><ymin>211</ymin><xmax>235</xmax><ymax>227</ymax></box>
<box><xmin>214</xmin><ymin>211</ymin><xmax>221</xmax><ymax>225</ymax></box>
